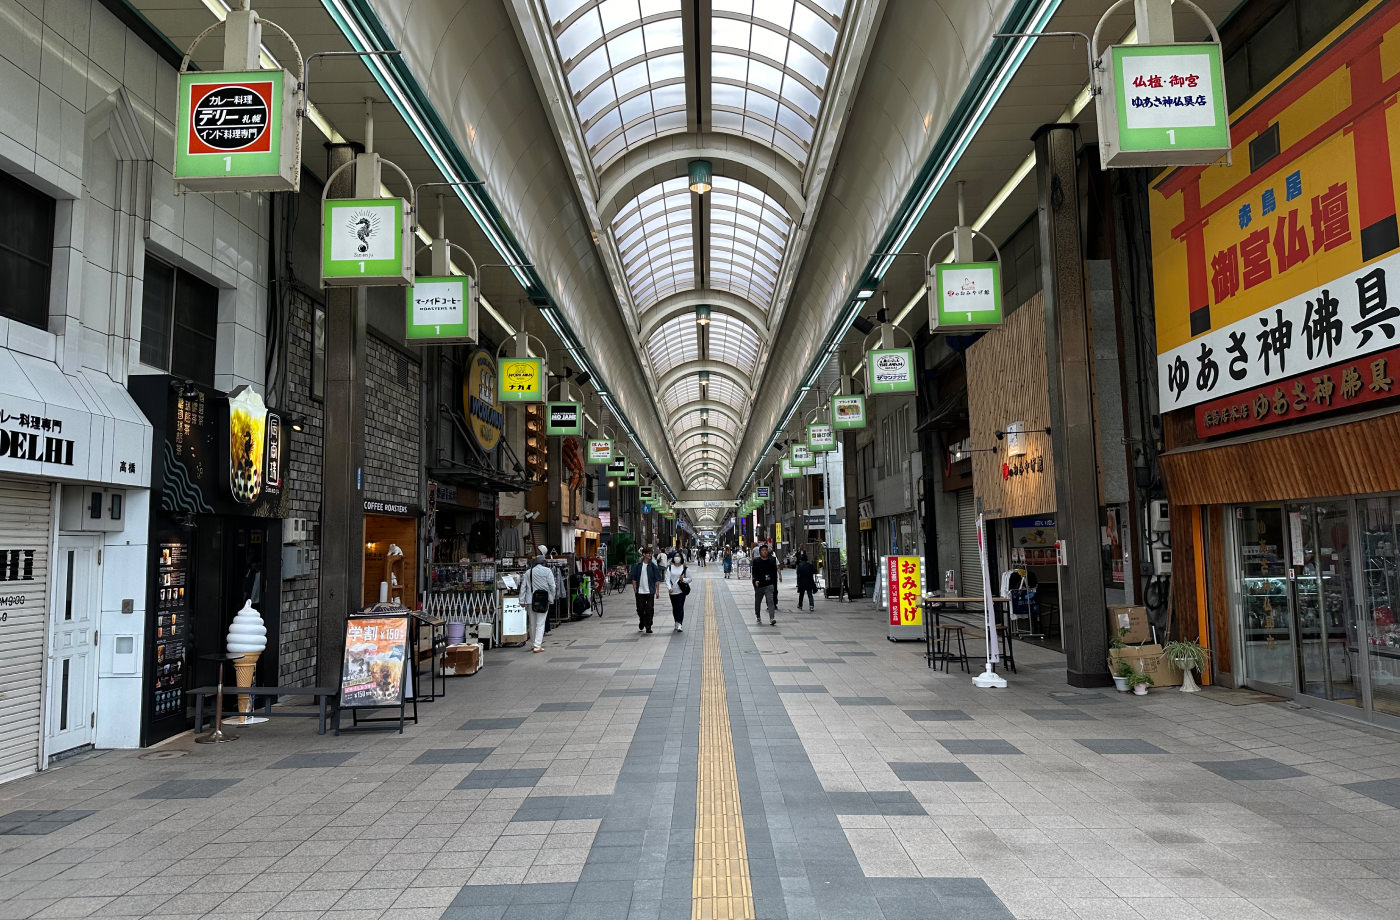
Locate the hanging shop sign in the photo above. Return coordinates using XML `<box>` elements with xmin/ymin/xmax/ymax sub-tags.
<box><xmin>339</xmin><ymin>615</ymin><xmax>409</xmax><ymax>708</ymax></box>
<box><xmin>175</xmin><ymin>70</ymin><xmax>299</xmax><ymax>192</ymax></box>
<box><xmin>226</xmin><ymin>386</ymin><xmax>268</xmax><ymax>504</ymax></box>
<box><xmin>831</xmin><ymin>395</ymin><xmax>866</xmax><ymax>429</ymax></box>
<box><xmin>790</xmin><ymin>444</ymin><xmax>816</xmax><ymax>468</ymax></box>
<box><xmin>1150</xmin><ymin>5</ymin><xmax>1400</xmax><ymax>410</ymax></box>
<box><xmin>498</xmin><ymin>356</ymin><xmax>544</xmax><ymax>403</ymax></box>
<box><xmin>263</xmin><ymin>412</ymin><xmax>282</xmax><ymax>498</ymax></box>
<box><xmin>321</xmin><ymin>197</ymin><xmax>413</xmax><ymax>286</ymax></box>
<box><xmin>606</xmin><ymin>456</ymin><xmax>627</xmax><ymax>476</ymax></box>
<box><xmin>1098</xmin><ymin>43</ymin><xmax>1230</xmax><ymax>169</ymax></box>
<box><xmin>546</xmin><ymin>401</ymin><xmax>583</xmax><ymax>436</ymax></box>
<box><xmin>406</xmin><ymin>275</ymin><xmax>477</xmax><ymax>344</ymax></box>
<box><xmin>930</xmin><ymin>261</ymin><xmax>1003</xmax><ymax>331</ymax></box>
<box><xmin>621</xmin><ymin>466</ymin><xmax>638</xmax><ymax>486</ymax></box>
<box><xmin>807</xmin><ymin>423</ymin><xmax>836</xmax><ymax>452</ymax></box>
<box><xmin>461</xmin><ymin>348</ymin><xmax>503</xmax><ymax>452</ymax></box>
<box><xmin>640</xmin><ymin>486</ymin><xmax>654</xmax><ymax>501</ymax></box>
<box><xmin>755</xmin><ymin>487</ymin><xmax>770</xmax><ymax>502</ymax></box>
<box><xmin>587</xmin><ymin>439</ymin><xmax>613</xmax><ymax>465</ymax></box>
<box><xmin>867</xmin><ymin>348</ymin><xmax>916</xmax><ymax>394</ymax></box>
<box><xmin>886</xmin><ymin>556</ymin><xmax>922</xmax><ymax>627</ymax></box>
<box><xmin>781</xmin><ymin>458</ymin><xmax>799</xmax><ymax>479</ymax></box>
<box><xmin>1194</xmin><ymin>345</ymin><xmax>1400</xmax><ymax>438</ymax></box>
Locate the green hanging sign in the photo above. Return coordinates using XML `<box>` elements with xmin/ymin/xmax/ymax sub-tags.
<box><xmin>545</xmin><ymin>402</ymin><xmax>583</xmax><ymax>436</ymax></box>
<box><xmin>587</xmin><ymin>439</ymin><xmax>613</xmax><ymax>465</ymax></box>
<box><xmin>931</xmin><ymin>262</ymin><xmax>1002</xmax><ymax>332</ymax></box>
<box><xmin>790</xmin><ymin>444</ymin><xmax>816</xmax><ymax>468</ymax></box>
<box><xmin>406</xmin><ymin>275</ymin><xmax>477</xmax><ymax>344</ymax></box>
<box><xmin>498</xmin><ymin>356</ymin><xmax>544</xmax><ymax>403</ymax></box>
<box><xmin>175</xmin><ymin>70</ymin><xmax>298</xmax><ymax>192</ymax></box>
<box><xmin>321</xmin><ymin>197</ymin><xmax>413</xmax><ymax>286</ymax></box>
<box><xmin>867</xmin><ymin>348</ymin><xmax>916</xmax><ymax>394</ymax></box>
<box><xmin>1100</xmin><ymin>42</ymin><xmax>1230</xmax><ymax>169</ymax></box>
<box><xmin>807</xmin><ymin>423</ymin><xmax>836</xmax><ymax>452</ymax></box>
<box><xmin>781</xmin><ymin>458</ymin><xmax>800</xmax><ymax>479</ymax></box>
<box><xmin>832</xmin><ymin>395</ymin><xmax>866</xmax><ymax>429</ymax></box>
<box><xmin>621</xmin><ymin>466</ymin><xmax>638</xmax><ymax>486</ymax></box>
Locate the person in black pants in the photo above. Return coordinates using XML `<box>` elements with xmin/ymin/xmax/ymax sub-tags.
<box><xmin>630</xmin><ymin>548</ymin><xmax>662</xmax><ymax>633</ymax></box>
<box><xmin>795</xmin><ymin>553</ymin><xmax>817</xmax><ymax>611</ymax></box>
<box><xmin>752</xmin><ymin>544</ymin><xmax>779</xmax><ymax>625</ymax></box>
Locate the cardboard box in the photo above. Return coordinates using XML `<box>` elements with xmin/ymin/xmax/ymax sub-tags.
<box><xmin>441</xmin><ymin>643</ymin><xmax>482</xmax><ymax>676</ymax></box>
<box><xmin>1108</xmin><ymin>604</ymin><xmax>1153</xmax><ymax>645</ymax></box>
<box><xmin>1109</xmin><ymin>644</ymin><xmax>1181</xmax><ymax>688</ymax></box>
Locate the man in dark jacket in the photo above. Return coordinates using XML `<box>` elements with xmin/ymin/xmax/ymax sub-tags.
<box><xmin>630</xmin><ymin>547</ymin><xmax>662</xmax><ymax>634</ymax></box>
<box><xmin>795</xmin><ymin>553</ymin><xmax>818</xmax><ymax>611</ymax></box>
<box><xmin>752</xmin><ymin>544</ymin><xmax>779</xmax><ymax>625</ymax></box>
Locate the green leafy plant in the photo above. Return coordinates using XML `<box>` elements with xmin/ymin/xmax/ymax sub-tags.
<box><xmin>1130</xmin><ymin>670</ymin><xmax>1155</xmax><ymax>688</ymax></box>
<box><xmin>1116</xmin><ymin>661</ymin><xmax>1137</xmax><ymax>680</ymax></box>
<box><xmin>1164</xmin><ymin>639</ymin><xmax>1207</xmax><ymax>673</ymax></box>
<box><xmin>1109</xmin><ymin>626</ymin><xmax>1130</xmax><ymax>650</ymax></box>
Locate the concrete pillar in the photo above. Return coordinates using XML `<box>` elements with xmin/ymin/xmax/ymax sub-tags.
<box><xmin>316</xmin><ymin>141</ymin><xmax>367</xmax><ymax>687</ymax></box>
<box><xmin>1033</xmin><ymin>123</ymin><xmax>1111</xmax><ymax>687</ymax></box>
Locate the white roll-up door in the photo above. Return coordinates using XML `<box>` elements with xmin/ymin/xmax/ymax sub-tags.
<box><xmin>0</xmin><ymin>477</ymin><xmax>52</xmax><ymax>784</ymax></box>
<box><xmin>957</xmin><ymin>489</ymin><xmax>981</xmax><ymax>597</ymax></box>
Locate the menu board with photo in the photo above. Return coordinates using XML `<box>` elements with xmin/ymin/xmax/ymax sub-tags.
<box><xmin>152</xmin><ymin>541</ymin><xmax>191</xmax><ymax>718</ymax></box>
<box><xmin>340</xmin><ymin>615</ymin><xmax>410</xmax><ymax>708</ymax></box>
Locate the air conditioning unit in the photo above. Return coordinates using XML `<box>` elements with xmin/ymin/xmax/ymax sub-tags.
<box><xmin>1150</xmin><ymin>500</ymin><xmax>1170</xmax><ymax>533</ymax></box>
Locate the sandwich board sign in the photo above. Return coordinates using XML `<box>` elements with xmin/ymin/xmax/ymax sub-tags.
<box><xmin>175</xmin><ymin>70</ymin><xmax>299</xmax><ymax>192</ymax></box>
<box><xmin>322</xmin><ymin>198</ymin><xmax>413</xmax><ymax>286</ymax></box>
<box><xmin>406</xmin><ymin>276</ymin><xmax>477</xmax><ymax>344</ymax></box>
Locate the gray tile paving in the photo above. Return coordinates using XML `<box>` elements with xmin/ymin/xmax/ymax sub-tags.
<box><xmin>598</xmin><ymin>688</ymin><xmax>652</xmax><ymax>696</ymax></box>
<box><xmin>1195</xmin><ymin>757</ymin><xmax>1307</xmax><ymax>780</ymax></box>
<box><xmin>1023</xmin><ymin>708</ymin><xmax>1096</xmax><ymax>721</ymax></box>
<box><xmin>410</xmin><ymin>747</ymin><xmax>495</xmax><ymax>764</ymax></box>
<box><xmin>802</xmin><ymin>657</ymin><xmax>846</xmax><ymax>664</ymax></box>
<box><xmin>577</xmin><ymin>663</ymin><xmax>623</xmax><ymax>669</ymax></box>
<box><xmin>461</xmin><ymin>717</ymin><xmax>528</xmax><ymax>731</ymax></box>
<box><xmin>1077</xmin><ymin>738</ymin><xmax>1168</xmax><ymax>754</ymax></box>
<box><xmin>775</xmin><ymin>685</ymin><xmax>829</xmax><ymax>693</ymax></box>
<box><xmin>549</xmin><ymin>656</ymin><xmax>590</xmax><ymax>662</ymax></box>
<box><xmin>766</xmin><ymin>665</ymin><xmax>812</xmax><ymax>672</ymax></box>
<box><xmin>268</xmin><ymin>751</ymin><xmax>356</xmax><ymax>769</ymax></box>
<box><xmin>135</xmin><ymin>778</ymin><xmax>241</xmax><ymax>798</ymax></box>
<box><xmin>903</xmin><ymin>708</ymin><xmax>972</xmax><ymax>721</ymax></box>
<box><xmin>888</xmin><ymin>761</ymin><xmax>981</xmax><ymax>782</ymax></box>
<box><xmin>833</xmin><ymin>696</ymin><xmax>896</xmax><ymax>706</ymax></box>
<box><xmin>939</xmin><ymin>739</ymin><xmax>1023</xmax><ymax>755</ymax></box>
<box><xmin>1344</xmin><ymin>778</ymin><xmax>1400</xmax><ymax>807</ymax></box>
<box><xmin>535</xmin><ymin>701</ymin><xmax>594</xmax><ymax>712</ymax></box>
<box><xmin>455</xmin><ymin>768</ymin><xmax>549</xmax><ymax>789</ymax></box>
<box><xmin>0</xmin><ymin>810</ymin><xmax>94</xmax><ymax>835</ymax></box>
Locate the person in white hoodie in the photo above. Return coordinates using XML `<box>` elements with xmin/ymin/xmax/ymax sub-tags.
<box><xmin>664</xmin><ymin>552</ymin><xmax>690</xmax><ymax>632</ymax></box>
<box><xmin>522</xmin><ymin>555</ymin><xmax>557</xmax><ymax>652</ymax></box>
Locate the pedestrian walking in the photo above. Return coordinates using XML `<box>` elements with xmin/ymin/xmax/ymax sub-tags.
<box><xmin>630</xmin><ymin>547</ymin><xmax>662</xmax><ymax>633</ymax></box>
<box><xmin>722</xmin><ymin>548</ymin><xmax>732</xmax><ymax>579</ymax></box>
<box><xmin>665</xmin><ymin>552</ymin><xmax>690</xmax><ymax>631</ymax></box>
<box><xmin>752</xmin><ymin>544</ymin><xmax>778</xmax><ymax>626</ymax></box>
<box><xmin>795</xmin><ymin>552</ymin><xmax>817</xmax><ymax>611</ymax></box>
<box><xmin>523</xmin><ymin>555</ymin><xmax>557</xmax><ymax>652</ymax></box>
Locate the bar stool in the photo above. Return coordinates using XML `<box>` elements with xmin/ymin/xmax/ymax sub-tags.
<box><xmin>995</xmin><ymin>624</ymin><xmax>1017</xmax><ymax>674</ymax></box>
<box><xmin>936</xmin><ymin>624</ymin><xmax>970</xmax><ymax>674</ymax></box>
<box><xmin>195</xmin><ymin>652</ymin><xmax>243</xmax><ymax>744</ymax></box>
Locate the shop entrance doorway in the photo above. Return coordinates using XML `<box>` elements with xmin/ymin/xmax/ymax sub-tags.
<box><xmin>1235</xmin><ymin>499</ymin><xmax>1400</xmax><ymax>725</ymax></box>
<box><xmin>46</xmin><ymin>535</ymin><xmax>100</xmax><ymax>757</ymax></box>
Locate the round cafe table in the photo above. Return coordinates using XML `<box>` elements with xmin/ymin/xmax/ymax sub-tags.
<box><xmin>195</xmin><ymin>652</ymin><xmax>244</xmax><ymax>744</ymax></box>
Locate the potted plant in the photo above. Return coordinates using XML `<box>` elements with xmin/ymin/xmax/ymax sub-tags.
<box><xmin>1111</xmin><ymin>661</ymin><xmax>1134</xmax><ymax>692</ymax></box>
<box><xmin>1163</xmin><ymin>639</ymin><xmax>1207</xmax><ymax>693</ymax></box>
<box><xmin>1129</xmin><ymin>669</ymin><xmax>1154</xmax><ymax>696</ymax></box>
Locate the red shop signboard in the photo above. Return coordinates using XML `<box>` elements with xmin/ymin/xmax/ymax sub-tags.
<box><xmin>1195</xmin><ymin>346</ymin><xmax>1400</xmax><ymax>437</ymax></box>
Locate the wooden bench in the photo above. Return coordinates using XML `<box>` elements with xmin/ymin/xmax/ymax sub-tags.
<box><xmin>190</xmin><ymin>686</ymin><xmax>339</xmax><ymax>735</ymax></box>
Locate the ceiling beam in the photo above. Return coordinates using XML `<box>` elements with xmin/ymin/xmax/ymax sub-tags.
<box><xmin>665</xmin><ymin>399</ymin><xmax>743</xmax><ymax>430</ymax></box>
<box><xmin>638</xmin><ymin>288</ymin><xmax>770</xmax><ymax>341</ymax></box>
<box><xmin>657</xmin><ymin>359</ymin><xmax>754</xmax><ymax>395</ymax></box>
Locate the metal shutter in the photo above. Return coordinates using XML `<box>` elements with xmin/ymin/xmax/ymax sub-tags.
<box><xmin>0</xmin><ymin>478</ymin><xmax>52</xmax><ymax>784</ymax></box>
<box><xmin>957</xmin><ymin>489</ymin><xmax>981</xmax><ymax>598</ymax></box>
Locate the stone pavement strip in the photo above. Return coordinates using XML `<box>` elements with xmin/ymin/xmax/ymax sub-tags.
<box><xmin>2</xmin><ymin>568</ymin><xmax>1400</xmax><ymax>919</ymax></box>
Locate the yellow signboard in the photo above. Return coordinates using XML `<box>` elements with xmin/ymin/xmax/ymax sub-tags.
<box><xmin>498</xmin><ymin>356</ymin><xmax>543</xmax><ymax>402</ymax></box>
<box><xmin>886</xmin><ymin>556</ymin><xmax>922</xmax><ymax>627</ymax></box>
<box><xmin>1149</xmin><ymin>1</ymin><xmax>1400</xmax><ymax>409</ymax></box>
<box><xmin>775</xmin><ymin>523</ymin><xmax>782</xmax><ymax>543</ymax></box>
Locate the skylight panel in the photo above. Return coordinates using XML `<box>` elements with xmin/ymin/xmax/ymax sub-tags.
<box><xmin>611</xmin><ymin>177</ymin><xmax>694</xmax><ymax>311</ymax></box>
<box><xmin>707</xmin><ymin>178</ymin><xmax>792</xmax><ymax>309</ymax></box>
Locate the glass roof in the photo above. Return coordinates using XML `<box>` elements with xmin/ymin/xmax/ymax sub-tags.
<box><xmin>676</xmin><ymin>432</ymin><xmax>733</xmax><ymax>456</ymax></box>
<box><xmin>645</xmin><ymin>313</ymin><xmax>701</xmax><ymax>378</ymax></box>
<box><xmin>658</xmin><ymin>374</ymin><xmax>749</xmax><ymax>418</ymax></box>
<box><xmin>711</xmin><ymin>0</ymin><xmax>847</xmax><ymax>167</ymax></box>
<box><xmin>546</xmin><ymin>0</ymin><xmax>689</xmax><ymax>170</ymax></box>
<box><xmin>612</xmin><ymin>178</ymin><xmax>695</xmax><ymax>311</ymax></box>
<box><xmin>673</xmin><ymin>409</ymin><xmax>739</xmax><ymax>439</ymax></box>
<box><xmin>707</xmin><ymin>177</ymin><xmax>791</xmax><ymax>309</ymax></box>
<box><xmin>703</xmin><ymin>310</ymin><xmax>763</xmax><ymax>377</ymax></box>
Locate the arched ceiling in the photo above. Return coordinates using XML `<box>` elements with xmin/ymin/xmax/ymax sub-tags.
<box><xmin>526</xmin><ymin>0</ymin><xmax>864</xmax><ymax>492</ymax></box>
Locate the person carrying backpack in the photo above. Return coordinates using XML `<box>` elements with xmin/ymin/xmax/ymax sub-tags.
<box><xmin>523</xmin><ymin>555</ymin><xmax>557</xmax><ymax>653</ymax></box>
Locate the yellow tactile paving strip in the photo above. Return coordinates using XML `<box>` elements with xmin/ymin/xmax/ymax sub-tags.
<box><xmin>692</xmin><ymin>581</ymin><xmax>756</xmax><ymax>920</ymax></box>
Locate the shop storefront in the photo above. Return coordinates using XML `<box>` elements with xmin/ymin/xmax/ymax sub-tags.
<box><xmin>363</xmin><ymin>500</ymin><xmax>419</xmax><ymax>607</ymax></box>
<box><xmin>133</xmin><ymin>378</ymin><xmax>284</xmax><ymax>745</ymax></box>
<box><xmin>1154</xmin><ymin>2</ymin><xmax>1400</xmax><ymax>728</ymax></box>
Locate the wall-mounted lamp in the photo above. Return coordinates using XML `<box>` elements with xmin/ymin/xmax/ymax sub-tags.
<box><xmin>993</xmin><ymin>426</ymin><xmax>1051</xmax><ymax>439</ymax></box>
<box><xmin>688</xmin><ymin>159</ymin><xmax>712</xmax><ymax>194</ymax></box>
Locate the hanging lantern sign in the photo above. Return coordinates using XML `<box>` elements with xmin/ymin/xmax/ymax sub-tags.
<box><xmin>587</xmin><ymin>439</ymin><xmax>613</xmax><ymax>465</ymax></box>
<box><xmin>498</xmin><ymin>356</ymin><xmax>544</xmax><ymax>403</ymax></box>
<box><xmin>867</xmin><ymin>348</ymin><xmax>916</xmax><ymax>394</ymax></box>
<box><xmin>832</xmin><ymin>395</ymin><xmax>866</xmax><ymax>429</ymax></box>
<box><xmin>545</xmin><ymin>402</ymin><xmax>583</xmax><ymax>436</ymax></box>
<box><xmin>322</xmin><ymin>197</ymin><xmax>413</xmax><ymax>286</ymax></box>
<box><xmin>175</xmin><ymin>70</ymin><xmax>299</xmax><ymax>192</ymax></box>
<box><xmin>406</xmin><ymin>275</ymin><xmax>477</xmax><ymax>344</ymax></box>
<box><xmin>930</xmin><ymin>261</ymin><xmax>1002</xmax><ymax>332</ymax></box>
<box><xmin>807</xmin><ymin>423</ymin><xmax>836</xmax><ymax>452</ymax></box>
<box><xmin>790</xmin><ymin>444</ymin><xmax>816</xmax><ymax>468</ymax></box>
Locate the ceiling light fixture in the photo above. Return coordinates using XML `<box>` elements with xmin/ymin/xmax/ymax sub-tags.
<box><xmin>695</xmin><ymin>304</ymin><xmax>711</xmax><ymax>325</ymax></box>
<box><xmin>689</xmin><ymin>159</ymin><xmax>713</xmax><ymax>194</ymax></box>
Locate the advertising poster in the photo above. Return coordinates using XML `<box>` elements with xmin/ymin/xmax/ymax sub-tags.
<box><xmin>227</xmin><ymin>386</ymin><xmax>267</xmax><ymax>504</ymax></box>
<box><xmin>887</xmin><ymin>556</ymin><xmax>922</xmax><ymax>627</ymax></box>
<box><xmin>340</xmin><ymin>616</ymin><xmax>409</xmax><ymax>708</ymax></box>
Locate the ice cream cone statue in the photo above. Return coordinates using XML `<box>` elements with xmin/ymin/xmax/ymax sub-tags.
<box><xmin>227</xmin><ymin>600</ymin><xmax>268</xmax><ymax>724</ymax></box>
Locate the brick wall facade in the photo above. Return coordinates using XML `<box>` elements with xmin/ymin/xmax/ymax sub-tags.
<box><xmin>364</xmin><ymin>334</ymin><xmax>422</xmax><ymax>506</ymax></box>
